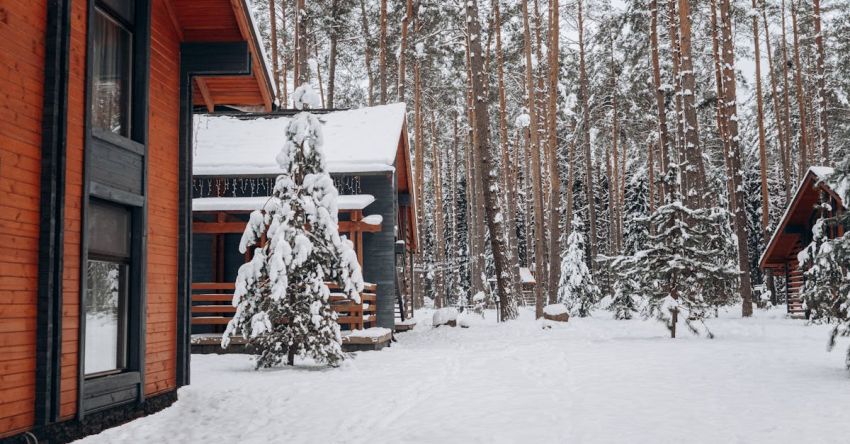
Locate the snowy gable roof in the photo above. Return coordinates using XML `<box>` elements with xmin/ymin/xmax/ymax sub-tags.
<box><xmin>193</xmin><ymin>103</ymin><xmax>407</xmax><ymax>176</ymax></box>
<box><xmin>759</xmin><ymin>166</ymin><xmax>844</xmax><ymax>269</ymax></box>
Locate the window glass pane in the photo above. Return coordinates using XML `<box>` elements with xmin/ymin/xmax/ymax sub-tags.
<box><xmin>88</xmin><ymin>201</ymin><xmax>131</xmax><ymax>258</ymax></box>
<box><xmin>91</xmin><ymin>10</ymin><xmax>132</xmax><ymax>136</ymax></box>
<box><xmin>85</xmin><ymin>260</ymin><xmax>127</xmax><ymax>375</ymax></box>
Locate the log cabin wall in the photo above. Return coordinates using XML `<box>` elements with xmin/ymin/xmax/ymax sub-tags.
<box><xmin>0</xmin><ymin>0</ymin><xmax>48</xmax><ymax>435</ymax></box>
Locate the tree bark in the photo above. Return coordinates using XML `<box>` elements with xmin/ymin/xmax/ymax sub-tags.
<box><xmin>648</xmin><ymin>0</ymin><xmax>669</xmax><ymax>209</ymax></box>
<box><xmin>379</xmin><ymin>0</ymin><xmax>388</xmax><ymax>104</ymax></box>
<box><xmin>397</xmin><ymin>0</ymin><xmax>414</xmax><ymax>103</ymax></box>
<box><xmin>667</xmin><ymin>0</ymin><xmax>685</xmax><ymax>163</ymax></box>
<box><xmin>494</xmin><ymin>0</ymin><xmax>523</xmax><ymax>303</ymax></box>
<box><xmin>750</xmin><ymin>0</ymin><xmax>770</xmax><ymax>231</ymax></box>
<box><xmin>790</xmin><ymin>0</ymin><xmax>810</xmax><ymax>173</ymax></box>
<box><xmin>779</xmin><ymin>0</ymin><xmax>796</xmax><ymax>182</ymax></box>
<box><xmin>546</xmin><ymin>0</ymin><xmax>561</xmax><ymax>303</ymax></box>
<box><xmin>577</xmin><ymin>0</ymin><xmax>598</xmax><ymax>267</ymax></box>
<box><xmin>326</xmin><ymin>0</ymin><xmax>340</xmax><ymax>109</ymax></box>
<box><xmin>269</xmin><ymin>0</ymin><xmax>282</xmax><ymax>102</ymax></box>
<box><xmin>294</xmin><ymin>0</ymin><xmax>309</xmax><ymax>85</ymax></box>
<box><xmin>431</xmin><ymin>112</ymin><xmax>446</xmax><ymax>307</ymax></box>
<box><xmin>710</xmin><ymin>0</ymin><xmax>736</xmax><ymax>216</ymax></box>
<box><xmin>762</xmin><ymin>6</ymin><xmax>792</xmax><ymax>202</ymax></box>
<box><xmin>677</xmin><ymin>0</ymin><xmax>705</xmax><ymax>208</ymax></box>
<box><xmin>465</xmin><ymin>0</ymin><xmax>518</xmax><ymax>321</ymax></box>
<box><xmin>719</xmin><ymin>0</ymin><xmax>754</xmax><ymax>317</ymax></box>
<box><xmin>812</xmin><ymin>0</ymin><xmax>829</xmax><ymax>165</ymax></box>
<box><xmin>359</xmin><ymin>0</ymin><xmax>374</xmax><ymax>106</ymax></box>
<box><xmin>523</xmin><ymin>0</ymin><xmax>547</xmax><ymax>318</ymax></box>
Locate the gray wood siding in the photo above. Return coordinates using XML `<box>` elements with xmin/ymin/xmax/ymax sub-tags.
<box><xmin>355</xmin><ymin>173</ymin><xmax>397</xmax><ymax>330</ymax></box>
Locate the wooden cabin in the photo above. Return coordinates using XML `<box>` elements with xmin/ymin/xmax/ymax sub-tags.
<box><xmin>760</xmin><ymin>167</ymin><xmax>846</xmax><ymax>318</ymax></box>
<box><xmin>189</xmin><ymin>104</ymin><xmax>419</xmax><ymax>345</ymax></box>
<box><xmin>0</xmin><ymin>0</ymin><xmax>274</xmax><ymax>440</ymax></box>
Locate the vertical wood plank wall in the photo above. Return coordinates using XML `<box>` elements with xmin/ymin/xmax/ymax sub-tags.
<box><xmin>0</xmin><ymin>0</ymin><xmax>48</xmax><ymax>435</ymax></box>
<box><xmin>145</xmin><ymin>0</ymin><xmax>180</xmax><ymax>396</ymax></box>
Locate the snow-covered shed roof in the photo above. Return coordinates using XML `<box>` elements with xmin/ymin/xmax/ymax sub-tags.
<box><xmin>192</xmin><ymin>194</ymin><xmax>376</xmax><ymax>212</ymax></box>
<box><xmin>193</xmin><ymin>103</ymin><xmax>408</xmax><ymax>176</ymax></box>
<box><xmin>760</xmin><ymin>167</ymin><xmax>845</xmax><ymax>269</ymax></box>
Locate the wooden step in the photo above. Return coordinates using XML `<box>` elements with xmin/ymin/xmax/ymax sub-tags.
<box><xmin>191</xmin><ymin>316</ymin><xmax>231</xmax><ymax>325</ymax></box>
<box><xmin>192</xmin><ymin>294</ymin><xmax>234</xmax><ymax>303</ymax></box>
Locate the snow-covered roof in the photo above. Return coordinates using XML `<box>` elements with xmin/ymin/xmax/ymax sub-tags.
<box><xmin>193</xmin><ymin>194</ymin><xmax>376</xmax><ymax>212</ymax></box>
<box><xmin>193</xmin><ymin>103</ymin><xmax>407</xmax><ymax>176</ymax></box>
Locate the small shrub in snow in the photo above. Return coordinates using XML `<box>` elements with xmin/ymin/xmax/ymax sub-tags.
<box><xmin>557</xmin><ymin>215</ymin><xmax>600</xmax><ymax>317</ymax></box>
<box><xmin>628</xmin><ymin>166</ymin><xmax>737</xmax><ymax>338</ymax></box>
<box><xmin>222</xmin><ymin>85</ymin><xmax>364</xmax><ymax>368</ymax></box>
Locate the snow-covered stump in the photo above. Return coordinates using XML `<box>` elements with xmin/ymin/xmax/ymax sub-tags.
<box><xmin>432</xmin><ymin>307</ymin><xmax>459</xmax><ymax>327</ymax></box>
<box><xmin>543</xmin><ymin>304</ymin><xmax>570</xmax><ymax>322</ymax></box>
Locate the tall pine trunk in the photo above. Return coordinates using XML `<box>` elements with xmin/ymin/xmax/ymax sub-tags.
<box><xmin>466</xmin><ymin>0</ymin><xmax>517</xmax><ymax>321</ymax></box>
<box><xmin>269</xmin><ymin>0</ymin><xmax>281</xmax><ymax>101</ymax></box>
<box><xmin>719</xmin><ymin>0</ymin><xmax>754</xmax><ymax>317</ymax></box>
<box><xmin>762</xmin><ymin>6</ymin><xmax>792</xmax><ymax>202</ymax></box>
<box><xmin>359</xmin><ymin>0</ymin><xmax>374</xmax><ymax>106</ymax></box>
<box><xmin>577</xmin><ymin>0</ymin><xmax>598</xmax><ymax>269</ymax></box>
<box><xmin>676</xmin><ymin>0</ymin><xmax>705</xmax><ymax>208</ymax></box>
<box><xmin>649</xmin><ymin>0</ymin><xmax>669</xmax><ymax>208</ymax></box>
<box><xmin>379</xmin><ymin>0</ymin><xmax>388</xmax><ymax>104</ymax></box>
<box><xmin>523</xmin><ymin>0</ymin><xmax>547</xmax><ymax>317</ymax></box>
<box><xmin>812</xmin><ymin>0</ymin><xmax>829</xmax><ymax>164</ymax></box>
<box><xmin>790</xmin><ymin>0</ymin><xmax>810</xmax><ymax>172</ymax></box>
<box><xmin>546</xmin><ymin>0</ymin><xmax>561</xmax><ymax>303</ymax></box>
<box><xmin>398</xmin><ymin>0</ymin><xmax>414</xmax><ymax>102</ymax></box>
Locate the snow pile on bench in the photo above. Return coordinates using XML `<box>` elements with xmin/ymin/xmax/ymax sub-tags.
<box><xmin>361</xmin><ymin>214</ymin><xmax>383</xmax><ymax>225</ymax></box>
<box><xmin>543</xmin><ymin>304</ymin><xmax>569</xmax><ymax>316</ymax></box>
<box><xmin>342</xmin><ymin>327</ymin><xmax>392</xmax><ymax>344</ymax></box>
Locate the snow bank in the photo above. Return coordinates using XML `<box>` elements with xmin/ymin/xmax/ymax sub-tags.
<box><xmin>193</xmin><ymin>103</ymin><xmax>407</xmax><ymax>176</ymax></box>
<box><xmin>432</xmin><ymin>307</ymin><xmax>459</xmax><ymax>326</ymax></box>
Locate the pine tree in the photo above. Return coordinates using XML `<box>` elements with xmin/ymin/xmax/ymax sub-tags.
<box><xmin>557</xmin><ymin>215</ymin><xmax>600</xmax><ymax>317</ymax></box>
<box><xmin>223</xmin><ymin>85</ymin><xmax>364</xmax><ymax>368</ymax></box>
<box><xmin>634</xmin><ymin>166</ymin><xmax>738</xmax><ymax>337</ymax></box>
<box><xmin>622</xmin><ymin>161</ymin><xmax>650</xmax><ymax>256</ymax></box>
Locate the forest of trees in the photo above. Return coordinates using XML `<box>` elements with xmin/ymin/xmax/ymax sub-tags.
<box><xmin>249</xmin><ymin>0</ymin><xmax>849</xmax><ymax>325</ymax></box>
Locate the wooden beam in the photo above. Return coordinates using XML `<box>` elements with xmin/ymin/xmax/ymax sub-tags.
<box><xmin>338</xmin><ymin>221</ymin><xmax>382</xmax><ymax>233</ymax></box>
<box><xmin>230</xmin><ymin>0</ymin><xmax>274</xmax><ymax>111</ymax></box>
<box><xmin>195</xmin><ymin>78</ymin><xmax>215</xmax><ymax>112</ymax></box>
<box><xmin>193</xmin><ymin>221</ymin><xmax>246</xmax><ymax>234</ymax></box>
<box><xmin>162</xmin><ymin>0</ymin><xmax>184</xmax><ymax>40</ymax></box>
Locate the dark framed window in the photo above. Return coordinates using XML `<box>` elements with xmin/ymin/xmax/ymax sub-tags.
<box><xmin>79</xmin><ymin>0</ymin><xmax>148</xmax><ymax>414</ymax></box>
<box><xmin>90</xmin><ymin>7</ymin><xmax>133</xmax><ymax>137</ymax></box>
<box><xmin>84</xmin><ymin>201</ymin><xmax>131</xmax><ymax>377</ymax></box>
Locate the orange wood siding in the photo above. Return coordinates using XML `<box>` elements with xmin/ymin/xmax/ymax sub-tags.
<box><xmin>0</xmin><ymin>0</ymin><xmax>47</xmax><ymax>436</ymax></box>
<box><xmin>145</xmin><ymin>0</ymin><xmax>180</xmax><ymax>396</ymax></box>
<box><xmin>58</xmin><ymin>0</ymin><xmax>88</xmax><ymax>421</ymax></box>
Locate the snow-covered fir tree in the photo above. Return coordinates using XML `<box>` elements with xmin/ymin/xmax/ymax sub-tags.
<box><xmin>557</xmin><ymin>214</ymin><xmax>600</xmax><ymax>317</ymax></box>
<box><xmin>622</xmin><ymin>161</ymin><xmax>650</xmax><ymax>256</ymax></box>
<box><xmin>799</xmin><ymin>158</ymin><xmax>849</xmax><ymax>370</ymax></box>
<box><xmin>222</xmin><ymin>85</ymin><xmax>364</xmax><ymax>368</ymax></box>
<box><xmin>633</xmin><ymin>166</ymin><xmax>739</xmax><ymax>337</ymax></box>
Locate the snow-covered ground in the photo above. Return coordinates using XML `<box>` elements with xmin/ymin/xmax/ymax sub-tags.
<box><xmin>77</xmin><ymin>308</ymin><xmax>848</xmax><ymax>444</ymax></box>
